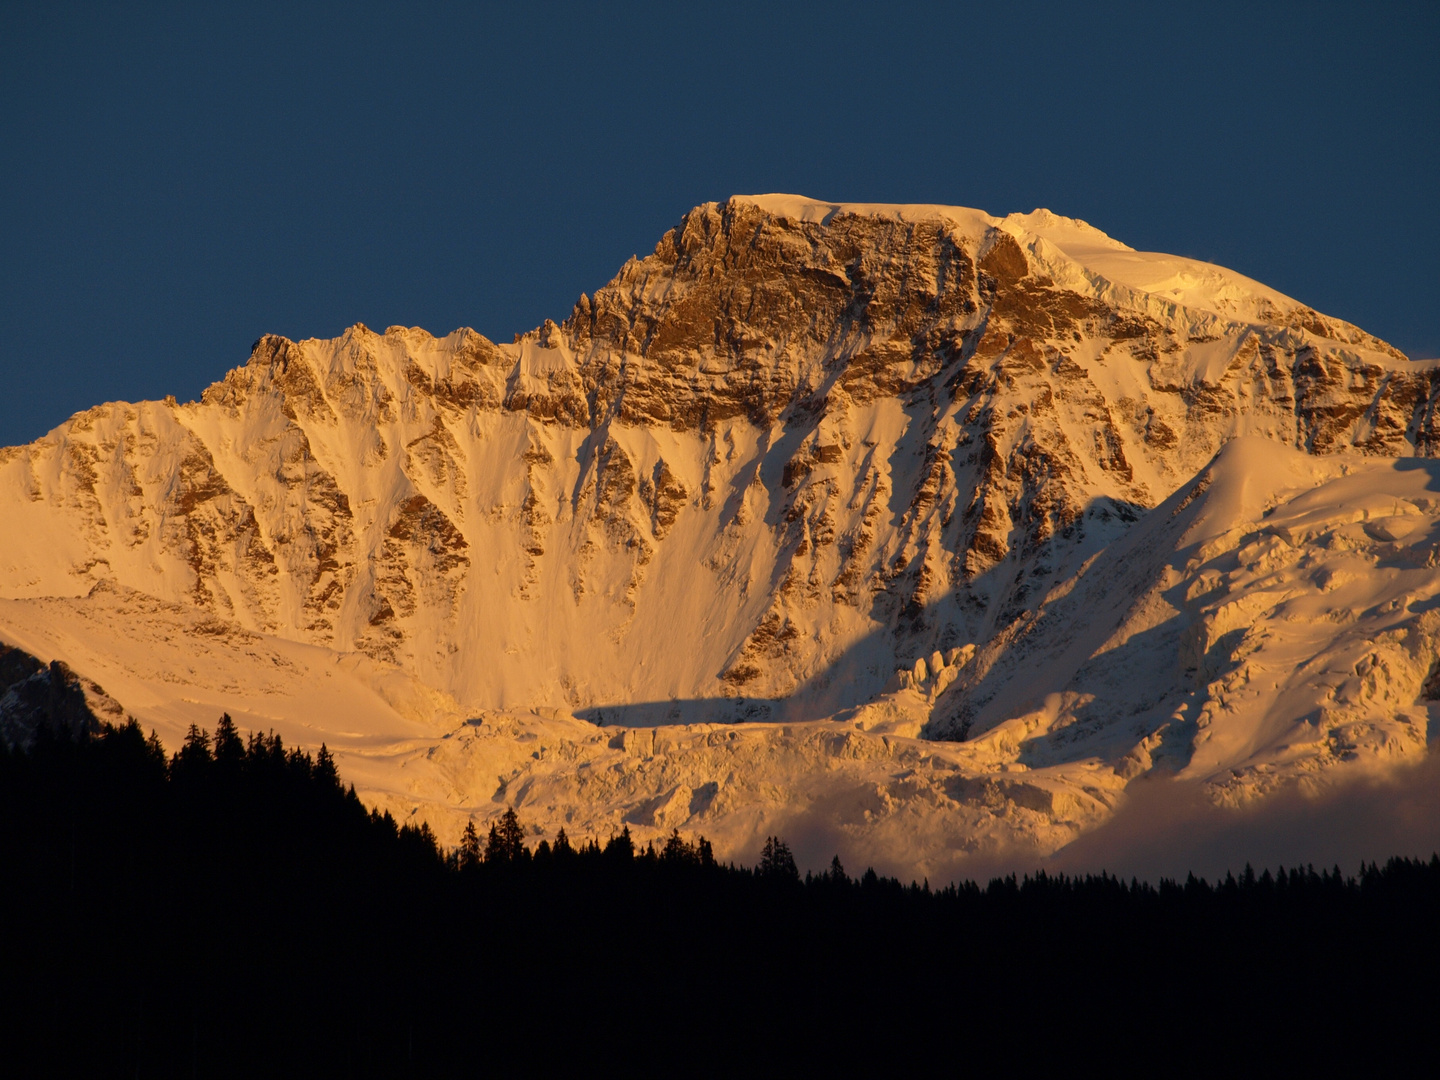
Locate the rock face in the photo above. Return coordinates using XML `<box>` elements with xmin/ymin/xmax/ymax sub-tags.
<box><xmin>0</xmin><ymin>643</ymin><xmax>124</xmax><ymax>748</ymax></box>
<box><xmin>0</xmin><ymin>194</ymin><xmax>1436</xmax><ymax>872</ymax></box>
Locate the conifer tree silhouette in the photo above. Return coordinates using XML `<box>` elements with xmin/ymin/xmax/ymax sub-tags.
<box><xmin>212</xmin><ymin>713</ymin><xmax>243</xmax><ymax>769</ymax></box>
<box><xmin>485</xmin><ymin>808</ymin><xmax>526</xmax><ymax>863</ymax></box>
<box><xmin>661</xmin><ymin>828</ymin><xmax>695</xmax><ymax>865</ymax></box>
<box><xmin>314</xmin><ymin>743</ymin><xmax>338</xmax><ymax>787</ymax></box>
<box><xmin>458</xmin><ymin>822</ymin><xmax>483</xmax><ymax>871</ymax></box>
<box><xmin>174</xmin><ymin>723</ymin><xmax>211</xmax><ymax>774</ymax></box>
<box><xmin>604</xmin><ymin>825</ymin><xmax>634</xmax><ymax>861</ymax></box>
<box><xmin>758</xmin><ymin>836</ymin><xmax>798</xmax><ymax>882</ymax></box>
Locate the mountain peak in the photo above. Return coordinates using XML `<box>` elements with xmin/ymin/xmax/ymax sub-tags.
<box><xmin>1</xmin><ymin>196</ymin><xmax>1437</xmax><ymax>875</ymax></box>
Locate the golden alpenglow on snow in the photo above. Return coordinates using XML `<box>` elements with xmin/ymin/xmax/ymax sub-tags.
<box><xmin>3</xmin><ymin>195</ymin><xmax>1438</xmax><ymax>878</ymax></box>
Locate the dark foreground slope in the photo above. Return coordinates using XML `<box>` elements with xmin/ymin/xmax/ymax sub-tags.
<box><xmin>2</xmin><ymin>719</ymin><xmax>1436</xmax><ymax>1077</ymax></box>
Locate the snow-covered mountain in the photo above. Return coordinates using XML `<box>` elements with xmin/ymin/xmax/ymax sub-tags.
<box><xmin>2</xmin><ymin>194</ymin><xmax>1436</xmax><ymax>876</ymax></box>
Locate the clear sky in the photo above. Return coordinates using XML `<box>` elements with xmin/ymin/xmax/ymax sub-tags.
<box><xmin>2</xmin><ymin>1</ymin><xmax>1435</xmax><ymax>447</ymax></box>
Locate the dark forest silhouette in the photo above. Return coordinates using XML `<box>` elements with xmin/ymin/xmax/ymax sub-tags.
<box><xmin>1</xmin><ymin>716</ymin><xmax>1436</xmax><ymax>1076</ymax></box>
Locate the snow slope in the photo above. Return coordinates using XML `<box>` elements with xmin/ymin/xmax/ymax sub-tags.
<box><xmin>1</xmin><ymin>195</ymin><xmax>1437</xmax><ymax>874</ymax></box>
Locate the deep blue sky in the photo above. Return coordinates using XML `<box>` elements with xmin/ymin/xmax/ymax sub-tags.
<box><xmin>2</xmin><ymin>1</ymin><xmax>1436</xmax><ymax>446</ymax></box>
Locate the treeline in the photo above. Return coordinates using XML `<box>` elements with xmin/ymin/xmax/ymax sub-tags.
<box><xmin>1</xmin><ymin>718</ymin><xmax>1437</xmax><ymax>1076</ymax></box>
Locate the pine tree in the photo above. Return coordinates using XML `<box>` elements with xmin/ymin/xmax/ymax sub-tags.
<box><xmin>314</xmin><ymin>744</ymin><xmax>338</xmax><ymax>788</ymax></box>
<box><xmin>485</xmin><ymin>808</ymin><xmax>526</xmax><ymax>863</ymax></box>
<box><xmin>458</xmin><ymin>821</ymin><xmax>483</xmax><ymax>871</ymax></box>
<box><xmin>661</xmin><ymin>828</ymin><xmax>695</xmax><ymax>865</ymax></box>
<box><xmin>173</xmin><ymin>722</ymin><xmax>212</xmax><ymax>776</ymax></box>
<box><xmin>758</xmin><ymin>836</ymin><xmax>799</xmax><ymax>882</ymax></box>
<box><xmin>212</xmin><ymin>714</ymin><xmax>243</xmax><ymax>769</ymax></box>
<box><xmin>604</xmin><ymin>825</ymin><xmax>634</xmax><ymax>861</ymax></box>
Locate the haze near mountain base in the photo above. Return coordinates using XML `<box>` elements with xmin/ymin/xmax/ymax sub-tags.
<box><xmin>2</xmin><ymin>194</ymin><xmax>1437</xmax><ymax>879</ymax></box>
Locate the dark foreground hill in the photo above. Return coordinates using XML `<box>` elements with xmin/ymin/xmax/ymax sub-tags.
<box><xmin>2</xmin><ymin>717</ymin><xmax>1436</xmax><ymax>1076</ymax></box>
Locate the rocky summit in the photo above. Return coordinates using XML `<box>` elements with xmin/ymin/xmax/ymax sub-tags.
<box><xmin>2</xmin><ymin>195</ymin><xmax>1437</xmax><ymax>877</ymax></box>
